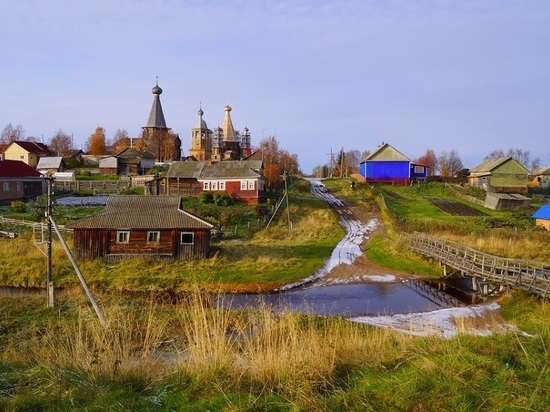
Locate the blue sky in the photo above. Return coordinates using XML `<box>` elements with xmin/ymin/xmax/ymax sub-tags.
<box><xmin>1</xmin><ymin>0</ymin><xmax>549</xmax><ymax>173</ymax></box>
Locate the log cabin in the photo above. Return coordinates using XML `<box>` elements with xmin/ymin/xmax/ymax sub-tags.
<box><xmin>69</xmin><ymin>195</ymin><xmax>213</xmax><ymax>261</ymax></box>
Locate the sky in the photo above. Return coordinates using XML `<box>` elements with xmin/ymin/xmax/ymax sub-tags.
<box><xmin>1</xmin><ymin>0</ymin><xmax>549</xmax><ymax>174</ymax></box>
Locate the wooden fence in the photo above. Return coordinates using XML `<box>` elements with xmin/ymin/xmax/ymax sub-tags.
<box><xmin>0</xmin><ymin>216</ymin><xmax>73</xmax><ymax>234</ymax></box>
<box><xmin>403</xmin><ymin>232</ymin><xmax>550</xmax><ymax>298</ymax></box>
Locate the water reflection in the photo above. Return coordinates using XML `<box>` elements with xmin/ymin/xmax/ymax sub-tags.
<box><xmin>219</xmin><ymin>279</ymin><xmax>468</xmax><ymax>318</ymax></box>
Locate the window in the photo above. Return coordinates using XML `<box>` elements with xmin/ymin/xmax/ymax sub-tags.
<box><xmin>180</xmin><ymin>232</ymin><xmax>194</xmax><ymax>244</ymax></box>
<box><xmin>20</xmin><ymin>155</ymin><xmax>24</xmax><ymax>160</ymax></box>
<box><xmin>203</xmin><ymin>181</ymin><xmax>210</xmax><ymax>190</ymax></box>
<box><xmin>219</xmin><ymin>181</ymin><xmax>225</xmax><ymax>190</ymax></box>
<box><xmin>248</xmin><ymin>180</ymin><xmax>255</xmax><ymax>190</ymax></box>
<box><xmin>414</xmin><ymin>165</ymin><xmax>425</xmax><ymax>174</ymax></box>
<box><xmin>3</xmin><ymin>182</ymin><xmax>9</xmax><ymax>192</ymax></box>
<box><xmin>212</xmin><ymin>181</ymin><xmax>218</xmax><ymax>190</ymax></box>
<box><xmin>16</xmin><ymin>182</ymin><xmax>21</xmax><ymax>192</ymax></box>
<box><xmin>240</xmin><ymin>180</ymin><xmax>247</xmax><ymax>190</ymax></box>
<box><xmin>147</xmin><ymin>231</ymin><xmax>160</xmax><ymax>243</ymax></box>
<box><xmin>116</xmin><ymin>231</ymin><xmax>130</xmax><ymax>243</ymax></box>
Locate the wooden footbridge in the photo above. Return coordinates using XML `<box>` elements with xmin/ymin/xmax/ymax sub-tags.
<box><xmin>403</xmin><ymin>232</ymin><xmax>550</xmax><ymax>299</ymax></box>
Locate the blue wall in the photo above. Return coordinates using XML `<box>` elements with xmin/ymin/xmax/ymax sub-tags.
<box><xmin>360</xmin><ymin>161</ymin><xmax>410</xmax><ymax>180</ymax></box>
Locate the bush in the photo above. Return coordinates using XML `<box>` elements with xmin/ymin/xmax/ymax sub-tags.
<box><xmin>200</xmin><ymin>192</ymin><xmax>214</xmax><ymax>204</ymax></box>
<box><xmin>10</xmin><ymin>201</ymin><xmax>26</xmax><ymax>213</ymax></box>
<box><xmin>213</xmin><ymin>193</ymin><xmax>233</xmax><ymax>206</ymax></box>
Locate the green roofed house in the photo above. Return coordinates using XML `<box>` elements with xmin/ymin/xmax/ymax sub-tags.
<box><xmin>468</xmin><ymin>157</ymin><xmax>530</xmax><ymax>194</ymax></box>
<box><xmin>69</xmin><ymin>195</ymin><xmax>213</xmax><ymax>261</ymax></box>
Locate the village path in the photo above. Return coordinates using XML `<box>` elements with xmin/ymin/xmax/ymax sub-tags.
<box><xmin>279</xmin><ymin>178</ymin><xmax>527</xmax><ymax>339</ymax></box>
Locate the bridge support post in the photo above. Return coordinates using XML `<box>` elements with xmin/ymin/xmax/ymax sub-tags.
<box><xmin>472</xmin><ymin>277</ymin><xmax>478</xmax><ymax>292</ymax></box>
<box><xmin>442</xmin><ymin>264</ymin><xmax>447</xmax><ymax>278</ymax></box>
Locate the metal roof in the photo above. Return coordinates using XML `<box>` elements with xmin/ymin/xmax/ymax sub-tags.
<box><xmin>364</xmin><ymin>143</ymin><xmax>411</xmax><ymax>162</ymax></box>
<box><xmin>470</xmin><ymin>157</ymin><xmax>530</xmax><ymax>175</ymax></box>
<box><xmin>36</xmin><ymin>156</ymin><xmax>64</xmax><ymax>169</ymax></box>
<box><xmin>7</xmin><ymin>141</ymin><xmax>52</xmax><ymax>155</ymax></box>
<box><xmin>166</xmin><ymin>160</ymin><xmax>263</xmax><ymax>179</ymax></box>
<box><xmin>532</xmin><ymin>166</ymin><xmax>550</xmax><ymax>176</ymax></box>
<box><xmin>0</xmin><ymin>159</ymin><xmax>42</xmax><ymax>177</ymax></box>
<box><xmin>69</xmin><ymin>195</ymin><xmax>213</xmax><ymax>230</ymax></box>
<box><xmin>532</xmin><ymin>205</ymin><xmax>550</xmax><ymax>220</ymax></box>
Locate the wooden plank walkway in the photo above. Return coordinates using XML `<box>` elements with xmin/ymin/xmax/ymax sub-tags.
<box><xmin>403</xmin><ymin>232</ymin><xmax>550</xmax><ymax>298</ymax></box>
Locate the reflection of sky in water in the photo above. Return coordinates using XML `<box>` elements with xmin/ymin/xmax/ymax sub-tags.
<box><xmin>221</xmin><ymin>282</ymin><xmax>463</xmax><ymax>318</ymax></box>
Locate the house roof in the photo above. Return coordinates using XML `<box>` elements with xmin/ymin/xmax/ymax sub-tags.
<box><xmin>0</xmin><ymin>159</ymin><xmax>43</xmax><ymax>177</ymax></box>
<box><xmin>6</xmin><ymin>141</ymin><xmax>52</xmax><ymax>156</ymax></box>
<box><xmin>362</xmin><ymin>143</ymin><xmax>411</xmax><ymax>162</ymax></box>
<box><xmin>532</xmin><ymin>166</ymin><xmax>550</xmax><ymax>176</ymax></box>
<box><xmin>69</xmin><ymin>196</ymin><xmax>213</xmax><ymax>230</ymax></box>
<box><xmin>115</xmin><ymin>147</ymin><xmax>156</xmax><ymax>161</ymax></box>
<box><xmin>166</xmin><ymin>160</ymin><xmax>264</xmax><ymax>180</ymax></box>
<box><xmin>532</xmin><ymin>205</ymin><xmax>550</xmax><ymax>220</ymax></box>
<box><xmin>470</xmin><ymin>157</ymin><xmax>530</xmax><ymax>175</ymax></box>
<box><xmin>37</xmin><ymin>156</ymin><xmax>64</xmax><ymax>169</ymax></box>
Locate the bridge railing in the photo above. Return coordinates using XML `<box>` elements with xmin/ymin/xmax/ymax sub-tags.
<box><xmin>403</xmin><ymin>232</ymin><xmax>550</xmax><ymax>298</ymax></box>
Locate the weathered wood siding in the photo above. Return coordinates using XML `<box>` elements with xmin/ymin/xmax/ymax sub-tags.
<box><xmin>72</xmin><ymin>229</ymin><xmax>108</xmax><ymax>259</ymax></box>
<box><xmin>73</xmin><ymin>228</ymin><xmax>211</xmax><ymax>260</ymax></box>
<box><xmin>175</xmin><ymin>229</ymin><xmax>211</xmax><ymax>259</ymax></box>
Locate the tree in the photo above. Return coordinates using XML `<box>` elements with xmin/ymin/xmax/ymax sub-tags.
<box><xmin>256</xmin><ymin>136</ymin><xmax>300</xmax><ymax>191</ymax></box>
<box><xmin>49</xmin><ymin>129</ymin><xmax>73</xmax><ymax>157</ymax></box>
<box><xmin>485</xmin><ymin>147</ymin><xmax>534</xmax><ymax>169</ymax></box>
<box><xmin>87</xmin><ymin>126</ymin><xmax>107</xmax><ymax>156</ymax></box>
<box><xmin>438</xmin><ymin>150</ymin><xmax>463</xmax><ymax>177</ymax></box>
<box><xmin>414</xmin><ymin>149</ymin><xmax>438</xmax><ymax>176</ymax></box>
<box><xmin>1</xmin><ymin>123</ymin><xmax>25</xmax><ymax>145</ymax></box>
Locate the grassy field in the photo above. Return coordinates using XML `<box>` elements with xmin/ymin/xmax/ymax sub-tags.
<box><xmin>1</xmin><ymin>179</ymin><xmax>549</xmax><ymax>411</ymax></box>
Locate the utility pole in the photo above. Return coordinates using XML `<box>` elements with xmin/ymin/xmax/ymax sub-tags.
<box><xmin>283</xmin><ymin>171</ymin><xmax>292</xmax><ymax>236</ymax></box>
<box><xmin>46</xmin><ymin>174</ymin><xmax>55</xmax><ymax>307</ymax></box>
<box><xmin>327</xmin><ymin>148</ymin><xmax>335</xmax><ymax>178</ymax></box>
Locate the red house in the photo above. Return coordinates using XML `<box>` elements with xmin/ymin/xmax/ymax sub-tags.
<box><xmin>0</xmin><ymin>159</ymin><xmax>45</xmax><ymax>203</ymax></box>
<box><xmin>163</xmin><ymin>160</ymin><xmax>266</xmax><ymax>204</ymax></box>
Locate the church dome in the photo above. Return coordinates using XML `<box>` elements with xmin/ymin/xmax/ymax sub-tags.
<box><xmin>152</xmin><ymin>84</ymin><xmax>163</xmax><ymax>95</ymax></box>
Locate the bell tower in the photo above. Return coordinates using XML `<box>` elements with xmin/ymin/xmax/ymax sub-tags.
<box><xmin>189</xmin><ymin>105</ymin><xmax>212</xmax><ymax>161</ymax></box>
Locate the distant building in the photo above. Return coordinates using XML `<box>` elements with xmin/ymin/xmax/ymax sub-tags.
<box><xmin>532</xmin><ymin>205</ymin><xmax>550</xmax><ymax>230</ymax></box>
<box><xmin>531</xmin><ymin>166</ymin><xmax>550</xmax><ymax>188</ymax></box>
<box><xmin>468</xmin><ymin>157</ymin><xmax>529</xmax><ymax>194</ymax></box>
<box><xmin>189</xmin><ymin>105</ymin><xmax>253</xmax><ymax>162</ymax></box>
<box><xmin>36</xmin><ymin>156</ymin><xmax>66</xmax><ymax>175</ymax></box>
<box><xmin>2</xmin><ymin>141</ymin><xmax>53</xmax><ymax>168</ymax></box>
<box><xmin>358</xmin><ymin>143</ymin><xmax>427</xmax><ymax>185</ymax></box>
<box><xmin>69</xmin><ymin>196</ymin><xmax>213</xmax><ymax>260</ymax></box>
<box><xmin>161</xmin><ymin>159</ymin><xmax>265</xmax><ymax>204</ymax></box>
<box><xmin>0</xmin><ymin>159</ymin><xmax>45</xmax><ymax>203</ymax></box>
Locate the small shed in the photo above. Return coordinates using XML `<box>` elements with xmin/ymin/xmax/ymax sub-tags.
<box><xmin>358</xmin><ymin>143</ymin><xmax>427</xmax><ymax>185</ymax></box>
<box><xmin>99</xmin><ymin>156</ymin><xmax>118</xmax><ymax>175</ymax></box>
<box><xmin>69</xmin><ymin>196</ymin><xmax>213</xmax><ymax>261</ymax></box>
<box><xmin>532</xmin><ymin>205</ymin><xmax>550</xmax><ymax>230</ymax></box>
<box><xmin>115</xmin><ymin>147</ymin><xmax>156</xmax><ymax>175</ymax></box>
<box><xmin>37</xmin><ymin>156</ymin><xmax>66</xmax><ymax>174</ymax></box>
<box><xmin>484</xmin><ymin>192</ymin><xmax>531</xmax><ymax>211</ymax></box>
<box><xmin>468</xmin><ymin>157</ymin><xmax>529</xmax><ymax>194</ymax></box>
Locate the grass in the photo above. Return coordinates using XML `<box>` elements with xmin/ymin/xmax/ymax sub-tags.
<box><xmin>0</xmin><ymin>290</ymin><xmax>548</xmax><ymax>411</ymax></box>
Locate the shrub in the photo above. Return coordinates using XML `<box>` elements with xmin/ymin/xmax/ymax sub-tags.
<box><xmin>213</xmin><ymin>193</ymin><xmax>233</xmax><ymax>206</ymax></box>
<box><xmin>200</xmin><ymin>192</ymin><xmax>214</xmax><ymax>204</ymax></box>
<box><xmin>10</xmin><ymin>201</ymin><xmax>26</xmax><ymax>213</ymax></box>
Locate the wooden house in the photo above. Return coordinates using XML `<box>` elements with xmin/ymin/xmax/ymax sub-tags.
<box><xmin>358</xmin><ymin>143</ymin><xmax>427</xmax><ymax>185</ymax></box>
<box><xmin>69</xmin><ymin>196</ymin><xmax>213</xmax><ymax>261</ymax></box>
<box><xmin>468</xmin><ymin>157</ymin><xmax>529</xmax><ymax>194</ymax></box>
<box><xmin>532</xmin><ymin>205</ymin><xmax>550</xmax><ymax>230</ymax></box>
<box><xmin>531</xmin><ymin>166</ymin><xmax>550</xmax><ymax>188</ymax></box>
<box><xmin>2</xmin><ymin>141</ymin><xmax>53</xmax><ymax>168</ymax></box>
<box><xmin>162</xmin><ymin>159</ymin><xmax>266</xmax><ymax>204</ymax></box>
<box><xmin>99</xmin><ymin>156</ymin><xmax>118</xmax><ymax>175</ymax></box>
<box><xmin>115</xmin><ymin>147</ymin><xmax>156</xmax><ymax>175</ymax></box>
<box><xmin>0</xmin><ymin>159</ymin><xmax>45</xmax><ymax>203</ymax></box>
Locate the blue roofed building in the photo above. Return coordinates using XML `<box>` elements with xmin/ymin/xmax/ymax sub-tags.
<box><xmin>532</xmin><ymin>205</ymin><xmax>550</xmax><ymax>230</ymax></box>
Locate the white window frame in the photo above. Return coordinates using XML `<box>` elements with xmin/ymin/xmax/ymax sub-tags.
<box><xmin>116</xmin><ymin>231</ymin><xmax>130</xmax><ymax>244</ymax></box>
<box><xmin>219</xmin><ymin>181</ymin><xmax>226</xmax><ymax>190</ymax></box>
<box><xmin>2</xmin><ymin>182</ymin><xmax>9</xmax><ymax>192</ymax></box>
<box><xmin>16</xmin><ymin>182</ymin><xmax>21</xmax><ymax>192</ymax></box>
<box><xmin>212</xmin><ymin>181</ymin><xmax>218</xmax><ymax>190</ymax></box>
<box><xmin>414</xmin><ymin>165</ymin><xmax>425</xmax><ymax>174</ymax></box>
<box><xmin>203</xmin><ymin>181</ymin><xmax>210</xmax><ymax>190</ymax></box>
<box><xmin>240</xmin><ymin>180</ymin><xmax>247</xmax><ymax>190</ymax></box>
<box><xmin>180</xmin><ymin>232</ymin><xmax>194</xmax><ymax>245</ymax></box>
<box><xmin>147</xmin><ymin>230</ymin><xmax>160</xmax><ymax>243</ymax></box>
<box><xmin>247</xmin><ymin>180</ymin><xmax>255</xmax><ymax>190</ymax></box>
